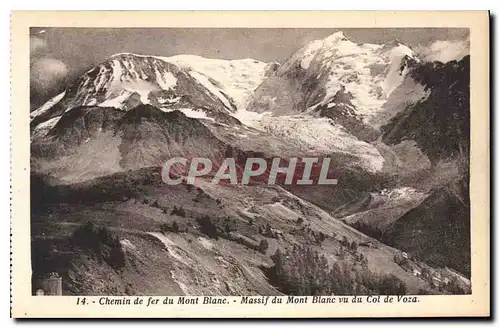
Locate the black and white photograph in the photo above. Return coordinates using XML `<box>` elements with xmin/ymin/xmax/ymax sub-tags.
<box><xmin>27</xmin><ymin>25</ymin><xmax>475</xmax><ymax>298</ymax></box>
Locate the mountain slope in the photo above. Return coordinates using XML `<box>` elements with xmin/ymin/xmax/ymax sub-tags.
<box><xmin>31</xmin><ymin>105</ymin><xmax>229</xmax><ymax>182</ymax></box>
<box><xmin>382</xmin><ymin>56</ymin><xmax>470</xmax><ymax>163</ymax></box>
<box><xmin>382</xmin><ymin>178</ymin><xmax>470</xmax><ymax>277</ymax></box>
<box><xmin>31</xmin><ymin>53</ymin><xmax>270</xmax><ymax>131</ymax></box>
<box><xmin>166</xmin><ymin>54</ymin><xmax>272</xmax><ymax>110</ymax></box>
<box><xmin>247</xmin><ymin>32</ymin><xmax>424</xmax><ymax>134</ymax></box>
<box><xmin>256</xmin><ymin>115</ymin><xmax>385</xmax><ymax>172</ymax></box>
<box><xmin>32</xmin><ymin>169</ymin><xmax>457</xmax><ymax>296</ymax></box>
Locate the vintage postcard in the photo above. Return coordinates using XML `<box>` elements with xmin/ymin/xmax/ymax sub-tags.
<box><xmin>11</xmin><ymin>11</ymin><xmax>490</xmax><ymax>318</ymax></box>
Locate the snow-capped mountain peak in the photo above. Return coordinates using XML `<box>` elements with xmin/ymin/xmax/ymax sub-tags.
<box><xmin>247</xmin><ymin>31</ymin><xmax>423</xmax><ymax>128</ymax></box>
<box><xmin>164</xmin><ymin>54</ymin><xmax>269</xmax><ymax>110</ymax></box>
<box><xmin>31</xmin><ymin>53</ymin><xmax>270</xmax><ymax>131</ymax></box>
<box><xmin>323</xmin><ymin>31</ymin><xmax>348</xmax><ymax>42</ymax></box>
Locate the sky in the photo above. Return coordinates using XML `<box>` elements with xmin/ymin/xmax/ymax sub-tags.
<box><xmin>30</xmin><ymin>28</ymin><xmax>469</xmax><ymax>108</ymax></box>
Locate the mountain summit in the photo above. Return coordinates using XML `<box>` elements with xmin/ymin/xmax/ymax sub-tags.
<box><xmin>31</xmin><ymin>53</ymin><xmax>270</xmax><ymax>134</ymax></box>
<box><xmin>246</xmin><ymin>32</ymin><xmax>422</xmax><ymax>129</ymax></box>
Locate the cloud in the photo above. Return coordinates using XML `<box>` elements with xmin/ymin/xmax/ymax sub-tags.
<box><xmin>417</xmin><ymin>40</ymin><xmax>469</xmax><ymax>63</ymax></box>
<box><xmin>30</xmin><ymin>36</ymin><xmax>47</xmax><ymax>55</ymax></box>
<box><xmin>31</xmin><ymin>58</ymin><xmax>68</xmax><ymax>91</ymax></box>
<box><xmin>30</xmin><ymin>35</ymin><xmax>69</xmax><ymax>108</ymax></box>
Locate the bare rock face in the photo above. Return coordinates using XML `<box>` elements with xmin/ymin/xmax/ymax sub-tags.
<box><xmin>382</xmin><ymin>56</ymin><xmax>470</xmax><ymax>163</ymax></box>
<box><xmin>31</xmin><ymin>104</ymin><xmax>232</xmax><ymax>183</ymax></box>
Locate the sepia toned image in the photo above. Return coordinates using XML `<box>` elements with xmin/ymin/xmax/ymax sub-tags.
<box><xmin>11</xmin><ymin>11</ymin><xmax>489</xmax><ymax>318</ymax></box>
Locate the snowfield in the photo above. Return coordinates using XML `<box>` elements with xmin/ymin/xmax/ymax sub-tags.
<box><xmin>257</xmin><ymin>114</ymin><xmax>385</xmax><ymax>172</ymax></box>
<box><xmin>32</xmin><ymin>115</ymin><xmax>62</xmax><ymax>140</ymax></box>
<box><xmin>31</xmin><ymin>34</ymin><xmax>417</xmax><ymax>174</ymax></box>
<box><xmin>30</xmin><ymin>91</ymin><xmax>65</xmax><ymax>121</ymax></box>
<box><xmin>302</xmin><ymin>32</ymin><xmax>421</xmax><ymax>125</ymax></box>
<box><xmin>166</xmin><ymin>54</ymin><xmax>268</xmax><ymax>110</ymax></box>
<box><xmin>370</xmin><ymin>187</ymin><xmax>428</xmax><ymax>204</ymax></box>
<box><xmin>159</xmin><ymin>107</ymin><xmax>215</xmax><ymax>121</ymax></box>
<box><xmin>249</xmin><ymin>31</ymin><xmax>425</xmax><ymax>128</ymax></box>
<box><xmin>108</xmin><ymin>53</ymin><xmax>269</xmax><ymax>111</ymax></box>
<box><xmin>31</xmin><ymin>53</ymin><xmax>269</xmax><ymax>124</ymax></box>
